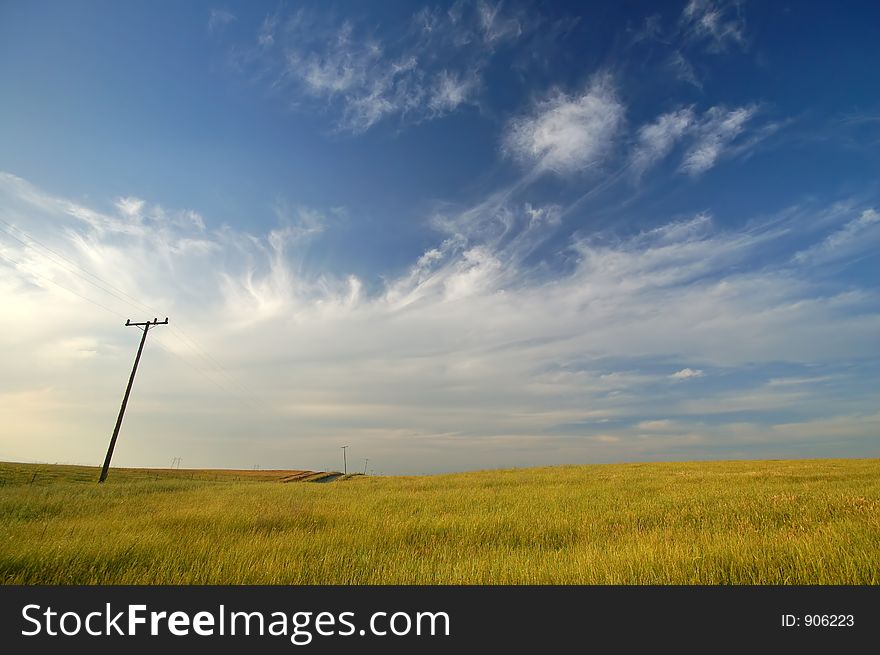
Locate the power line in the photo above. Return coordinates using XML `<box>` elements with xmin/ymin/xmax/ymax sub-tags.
<box><xmin>3</xmin><ymin>222</ymin><xmax>286</xmax><ymax>460</ymax></box>
<box><xmin>0</xmin><ymin>251</ymin><xmax>128</xmax><ymax>320</ymax></box>
<box><xmin>0</xmin><ymin>218</ymin><xmax>159</xmax><ymax>315</ymax></box>
<box><xmin>148</xmin><ymin>335</ymin><xmax>265</xmax><ymax>411</ymax></box>
<box><xmin>3</xmin><ymin>215</ymin><xmax>266</xmax><ymax>404</ymax></box>
<box><xmin>0</xmin><ymin>250</ymin><xmax>263</xmax><ymax>411</ymax></box>
<box><xmin>0</xmin><ymin>217</ymin><xmax>270</xmax><ymax>410</ymax></box>
<box><xmin>159</xmin><ymin>326</ymin><xmax>268</xmax><ymax>410</ymax></box>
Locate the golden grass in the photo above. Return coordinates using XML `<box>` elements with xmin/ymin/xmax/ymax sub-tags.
<box><xmin>1</xmin><ymin>459</ymin><xmax>877</xmax><ymax>584</ymax></box>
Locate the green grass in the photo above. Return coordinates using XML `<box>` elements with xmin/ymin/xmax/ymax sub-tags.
<box><xmin>1</xmin><ymin>459</ymin><xmax>878</xmax><ymax>584</ymax></box>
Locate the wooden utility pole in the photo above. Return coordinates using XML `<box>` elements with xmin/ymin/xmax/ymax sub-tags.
<box><xmin>99</xmin><ymin>318</ymin><xmax>168</xmax><ymax>483</ymax></box>
<box><xmin>341</xmin><ymin>445</ymin><xmax>348</xmax><ymax>475</ymax></box>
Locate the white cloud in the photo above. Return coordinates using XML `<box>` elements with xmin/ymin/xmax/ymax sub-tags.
<box><xmin>208</xmin><ymin>8</ymin><xmax>236</xmax><ymax>34</ymax></box>
<box><xmin>429</xmin><ymin>70</ymin><xmax>480</xmax><ymax>114</ymax></box>
<box><xmin>442</xmin><ymin>245</ymin><xmax>503</xmax><ymax>301</ymax></box>
<box><xmin>666</xmin><ymin>51</ymin><xmax>702</xmax><ymax>89</ymax></box>
<box><xmin>503</xmin><ymin>75</ymin><xmax>625</xmax><ymax>174</ymax></box>
<box><xmin>630</xmin><ymin>107</ymin><xmax>695</xmax><ymax>177</ymax></box>
<box><xmin>257</xmin><ymin>13</ymin><xmax>278</xmax><ymax>48</ymax></box>
<box><xmin>629</xmin><ymin>104</ymin><xmax>775</xmax><ymax>178</ymax></box>
<box><xmin>680</xmin><ymin>105</ymin><xmax>756</xmax><ymax>175</ymax></box>
<box><xmin>1</xmin><ymin>173</ymin><xmax>878</xmax><ymax>472</ymax></box>
<box><xmin>524</xmin><ymin>202</ymin><xmax>561</xmax><ymax>227</ymax></box>
<box><xmin>793</xmin><ymin>208</ymin><xmax>880</xmax><ymax>265</ymax></box>
<box><xmin>283</xmin><ymin>24</ymin><xmax>474</xmax><ymax>134</ymax></box>
<box><xmin>670</xmin><ymin>368</ymin><xmax>705</xmax><ymax>380</ymax></box>
<box><xmin>766</xmin><ymin>376</ymin><xmax>834</xmax><ymax>387</ymax></box>
<box><xmin>476</xmin><ymin>0</ymin><xmax>524</xmax><ymax>43</ymax></box>
<box><xmin>631</xmin><ymin>14</ymin><xmax>664</xmax><ymax>44</ymax></box>
<box><xmin>681</xmin><ymin>0</ymin><xmax>746</xmax><ymax>52</ymax></box>
<box><xmin>636</xmin><ymin>419</ymin><xmax>674</xmax><ymax>431</ymax></box>
<box><xmin>115</xmin><ymin>196</ymin><xmax>146</xmax><ymax>219</ymax></box>
<box><xmin>221</xmin><ymin>2</ymin><xmax>533</xmax><ymax>134</ymax></box>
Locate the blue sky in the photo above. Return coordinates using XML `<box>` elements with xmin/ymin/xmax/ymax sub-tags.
<box><xmin>1</xmin><ymin>1</ymin><xmax>878</xmax><ymax>473</ymax></box>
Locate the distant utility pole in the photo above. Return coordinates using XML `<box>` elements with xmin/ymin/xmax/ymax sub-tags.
<box><xmin>98</xmin><ymin>318</ymin><xmax>168</xmax><ymax>483</ymax></box>
<box><xmin>341</xmin><ymin>445</ymin><xmax>348</xmax><ymax>475</ymax></box>
<box><xmin>363</xmin><ymin>458</ymin><xmax>369</xmax><ymax>475</ymax></box>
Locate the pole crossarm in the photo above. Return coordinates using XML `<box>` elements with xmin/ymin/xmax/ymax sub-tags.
<box><xmin>98</xmin><ymin>317</ymin><xmax>169</xmax><ymax>482</ymax></box>
<box><xmin>126</xmin><ymin>318</ymin><xmax>169</xmax><ymax>327</ymax></box>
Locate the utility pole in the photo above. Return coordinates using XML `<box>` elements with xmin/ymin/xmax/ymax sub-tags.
<box><xmin>99</xmin><ymin>318</ymin><xmax>168</xmax><ymax>483</ymax></box>
<box><xmin>341</xmin><ymin>445</ymin><xmax>348</xmax><ymax>475</ymax></box>
<box><xmin>363</xmin><ymin>458</ymin><xmax>369</xmax><ymax>475</ymax></box>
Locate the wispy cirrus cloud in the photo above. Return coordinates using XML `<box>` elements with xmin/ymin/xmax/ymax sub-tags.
<box><xmin>680</xmin><ymin>104</ymin><xmax>756</xmax><ymax>175</ymax></box>
<box><xmin>222</xmin><ymin>1</ymin><xmax>532</xmax><ymax>133</ymax></box>
<box><xmin>630</xmin><ymin>1</ymin><xmax>748</xmax><ymax>95</ymax></box>
<box><xmin>502</xmin><ymin>75</ymin><xmax>625</xmax><ymax>175</ymax></box>
<box><xmin>630</xmin><ymin>107</ymin><xmax>696</xmax><ymax>177</ymax></box>
<box><xmin>627</xmin><ymin>103</ymin><xmax>778</xmax><ymax>179</ymax></box>
<box><xmin>1</xmin><ymin>172</ymin><xmax>878</xmax><ymax>471</ymax></box>
<box><xmin>670</xmin><ymin>367</ymin><xmax>704</xmax><ymax>380</ymax></box>
<box><xmin>680</xmin><ymin>0</ymin><xmax>747</xmax><ymax>52</ymax></box>
<box><xmin>208</xmin><ymin>8</ymin><xmax>236</xmax><ymax>34</ymax></box>
<box><xmin>793</xmin><ymin>208</ymin><xmax>880</xmax><ymax>265</ymax></box>
<box><xmin>665</xmin><ymin>51</ymin><xmax>702</xmax><ymax>88</ymax></box>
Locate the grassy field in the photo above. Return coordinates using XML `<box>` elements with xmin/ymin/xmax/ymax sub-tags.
<box><xmin>1</xmin><ymin>458</ymin><xmax>878</xmax><ymax>584</ymax></box>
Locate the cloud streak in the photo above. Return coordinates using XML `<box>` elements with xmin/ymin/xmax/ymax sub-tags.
<box><xmin>627</xmin><ymin>103</ymin><xmax>777</xmax><ymax>180</ymax></box>
<box><xmin>1</xmin><ymin>172</ymin><xmax>877</xmax><ymax>472</ymax></box>
<box><xmin>793</xmin><ymin>208</ymin><xmax>880</xmax><ymax>265</ymax></box>
<box><xmin>223</xmin><ymin>1</ymin><xmax>532</xmax><ymax>133</ymax></box>
<box><xmin>208</xmin><ymin>8</ymin><xmax>236</xmax><ymax>34</ymax></box>
<box><xmin>631</xmin><ymin>107</ymin><xmax>695</xmax><ymax>177</ymax></box>
<box><xmin>680</xmin><ymin>0</ymin><xmax>747</xmax><ymax>52</ymax></box>
<box><xmin>680</xmin><ymin>105</ymin><xmax>757</xmax><ymax>175</ymax></box>
<box><xmin>670</xmin><ymin>368</ymin><xmax>704</xmax><ymax>380</ymax></box>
